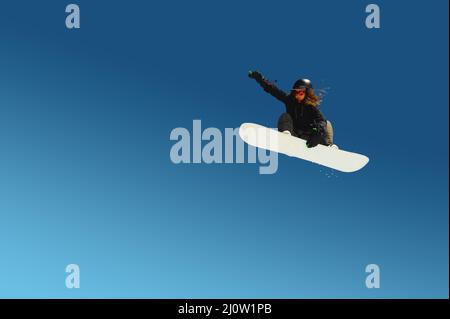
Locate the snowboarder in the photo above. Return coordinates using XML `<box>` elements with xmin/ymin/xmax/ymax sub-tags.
<box><xmin>248</xmin><ymin>71</ymin><xmax>334</xmax><ymax>148</ymax></box>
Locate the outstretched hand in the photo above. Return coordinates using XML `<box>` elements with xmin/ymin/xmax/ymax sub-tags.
<box><xmin>248</xmin><ymin>70</ymin><xmax>263</xmax><ymax>81</ymax></box>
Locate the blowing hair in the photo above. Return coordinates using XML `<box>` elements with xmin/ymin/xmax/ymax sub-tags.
<box><xmin>304</xmin><ymin>88</ymin><xmax>321</xmax><ymax>107</ymax></box>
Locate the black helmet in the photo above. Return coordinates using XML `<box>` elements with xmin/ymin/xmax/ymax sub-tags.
<box><xmin>292</xmin><ymin>78</ymin><xmax>313</xmax><ymax>90</ymax></box>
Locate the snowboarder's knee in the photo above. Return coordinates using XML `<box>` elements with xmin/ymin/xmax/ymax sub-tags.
<box><xmin>278</xmin><ymin>113</ymin><xmax>294</xmax><ymax>133</ymax></box>
<box><xmin>278</xmin><ymin>112</ymin><xmax>292</xmax><ymax>122</ymax></box>
<box><xmin>325</xmin><ymin>120</ymin><xmax>334</xmax><ymax>145</ymax></box>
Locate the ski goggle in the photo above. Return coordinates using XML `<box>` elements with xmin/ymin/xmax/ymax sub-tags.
<box><xmin>291</xmin><ymin>87</ymin><xmax>307</xmax><ymax>93</ymax></box>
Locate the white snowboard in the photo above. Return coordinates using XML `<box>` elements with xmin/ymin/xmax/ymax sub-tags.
<box><xmin>239</xmin><ymin>123</ymin><xmax>369</xmax><ymax>173</ymax></box>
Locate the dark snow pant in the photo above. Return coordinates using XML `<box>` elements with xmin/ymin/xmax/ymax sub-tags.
<box><xmin>277</xmin><ymin>112</ymin><xmax>334</xmax><ymax>146</ymax></box>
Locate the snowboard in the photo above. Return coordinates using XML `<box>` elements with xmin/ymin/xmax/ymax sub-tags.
<box><xmin>239</xmin><ymin>123</ymin><xmax>369</xmax><ymax>173</ymax></box>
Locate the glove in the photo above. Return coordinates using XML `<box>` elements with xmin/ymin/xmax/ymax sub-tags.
<box><xmin>306</xmin><ymin>133</ymin><xmax>321</xmax><ymax>148</ymax></box>
<box><xmin>248</xmin><ymin>70</ymin><xmax>263</xmax><ymax>81</ymax></box>
<box><xmin>306</xmin><ymin>120</ymin><xmax>326</xmax><ymax>148</ymax></box>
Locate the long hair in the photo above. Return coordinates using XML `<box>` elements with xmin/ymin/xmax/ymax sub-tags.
<box><xmin>304</xmin><ymin>88</ymin><xmax>321</xmax><ymax>107</ymax></box>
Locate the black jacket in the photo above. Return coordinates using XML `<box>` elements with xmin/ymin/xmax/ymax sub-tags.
<box><xmin>255</xmin><ymin>76</ymin><xmax>327</xmax><ymax>139</ymax></box>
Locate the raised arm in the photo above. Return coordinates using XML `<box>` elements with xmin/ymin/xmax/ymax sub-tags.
<box><xmin>248</xmin><ymin>71</ymin><xmax>287</xmax><ymax>103</ymax></box>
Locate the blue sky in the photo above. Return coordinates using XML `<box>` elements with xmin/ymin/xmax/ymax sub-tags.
<box><xmin>0</xmin><ymin>0</ymin><xmax>448</xmax><ymax>298</ymax></box>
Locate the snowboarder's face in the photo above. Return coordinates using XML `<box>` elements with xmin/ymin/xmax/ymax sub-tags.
<box><xmin>292</xmin><ymin>88</ymin><xmax>306</xmax><ymax>102</ymax></box>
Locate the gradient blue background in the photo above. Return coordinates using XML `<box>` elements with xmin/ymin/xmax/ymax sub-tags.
<box><xmin>0</xmin><ymin>0</ymin><xmax>448</xmax><ymax>298</ymax></box>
